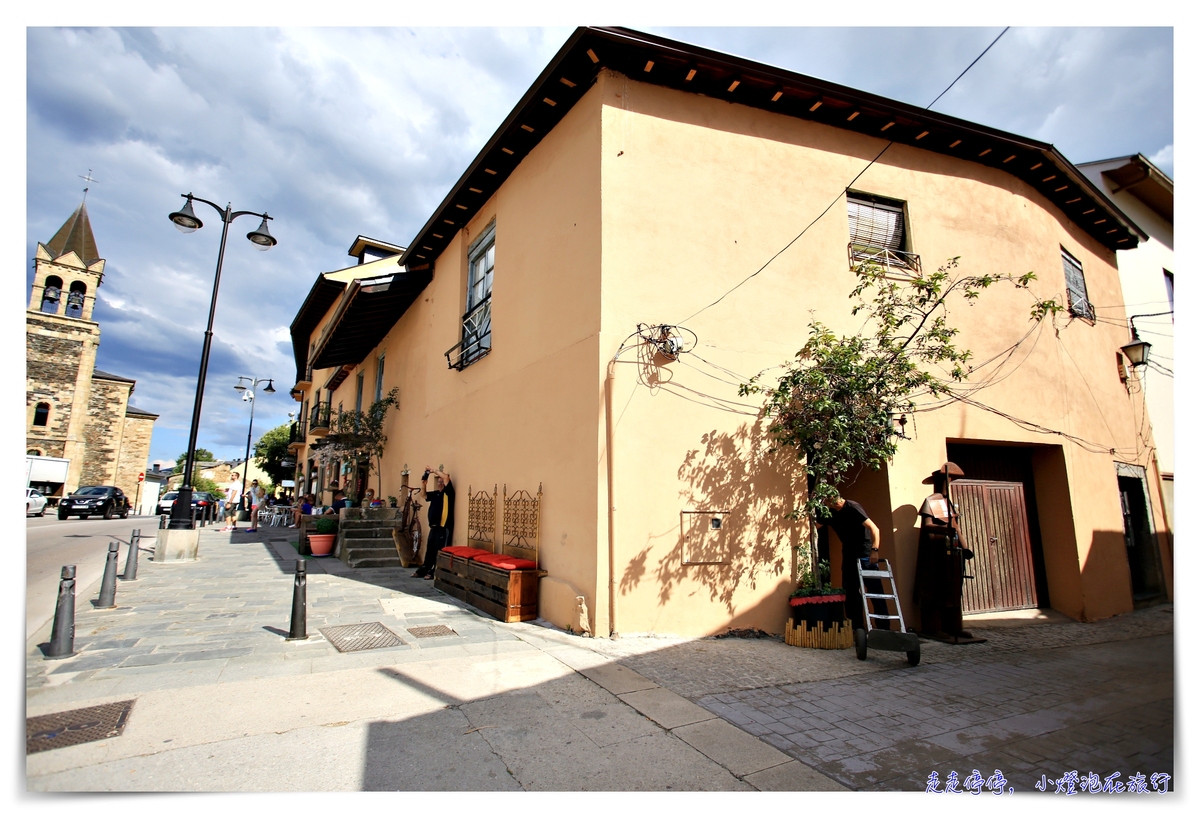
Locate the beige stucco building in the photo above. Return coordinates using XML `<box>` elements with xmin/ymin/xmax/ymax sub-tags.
<box><xmin>289</xmin><ymin>28</ymin><xmax>1171</xmax><ymax>636</ymax></box>
<box><xmin>1077</xmin><ymin>155</ymin><xmax>1174</xmax><ymax>533</ymax></box>
<box><xmin>27</xmin><ymin>201</ymin><xmax>158</xmax><ymax>503</ymax></box>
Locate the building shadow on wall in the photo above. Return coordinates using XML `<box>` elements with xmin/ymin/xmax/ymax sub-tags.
<box><xmin>620</xmin><ymin>419</ymin><xmax>799</xmax><ymax>617</ymax></box>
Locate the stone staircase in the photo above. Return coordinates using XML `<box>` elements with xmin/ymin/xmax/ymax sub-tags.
<box><xmin>335</xmin><ymin>508</ymin><xmax>403</xmax><ymax>568</ymax></box>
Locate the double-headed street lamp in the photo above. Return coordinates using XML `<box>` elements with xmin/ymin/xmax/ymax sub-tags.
<box><xmin>167</xmin><ymin>193</ymin><xmax>277</xmax><ymax>530</ymax></box>
<box><xmin>235</xmin><ymin>376</ymin><xmax>275</xmax><ymax>508</ymax></box>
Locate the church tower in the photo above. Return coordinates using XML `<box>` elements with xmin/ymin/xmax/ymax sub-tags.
<box><xmin>27</xmin><ymin>199</ymin><xmax>158</xmax><ymax>503</ymax></box>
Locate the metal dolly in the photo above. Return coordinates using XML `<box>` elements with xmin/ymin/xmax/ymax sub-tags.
<box><xmin>854</xmin><ymin>558</ymin><xmax>921</xmax><ymax>666</ymax></box>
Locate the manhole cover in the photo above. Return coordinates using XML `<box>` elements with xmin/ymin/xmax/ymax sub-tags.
<box><xmin>319</xmin><ymin>622</ymin><xmax>405</xmax><ymax>653</ymax></box>
<box><xmin>27</xmin><ymin>700</ymin><xmax>135</xmax><ymax>754</ymax></box>
<box><xmin>407</xmin><ymin>625</ymin><xmax>457</xmax><ymax>638</ymax></box>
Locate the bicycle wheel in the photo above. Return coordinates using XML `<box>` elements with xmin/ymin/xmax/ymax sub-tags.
<box><xmin>410</xmin><ymin>518</ymin><xmax>423</xmax><ymax>564</ymax></box>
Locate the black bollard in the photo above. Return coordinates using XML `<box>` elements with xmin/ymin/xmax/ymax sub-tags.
<box><xmin>122</xmin><ymin>529</ymin><xmax>140</xmax><ymax>581</ymax></box>
<box><xmin>96</xmin><ymin>542</ymin><xmax>120</xmax><ymax>608</ymax></box>
<box><xmin>45</xmin><ymin>565</ymin><xmax>78</xmax><ymax>659</ymax></box>
<box><xmin>190</xmin><ymin>507</ymin><xmax>197</xmax><ymax>529</ymax></box>
<box><xmin>287</xmin><ymin>560</ymin><xmax>307</xmax><ymax>640</ymax></box>
<box><xmin>159</xmin><ymin>514</ymin><xmax>167</xmax><ymax>530</ymax></box>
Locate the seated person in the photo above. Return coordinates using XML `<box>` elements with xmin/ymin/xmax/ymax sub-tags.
<box><xmin>290</xmin><ymin>494</ymin><xmax>315</xmax><ymax>528</ymax></box>
<box><xmin>324</xmin><ymin>490</ymin><xmax>348</xmax><ymax>515</ymax></box>
<box><xmin>361</xmin><ymin>488</ymin><xmax>377</xmax><ymax>508</ymax></box>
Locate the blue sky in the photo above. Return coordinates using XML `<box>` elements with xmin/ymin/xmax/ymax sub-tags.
<box><xmin>20</xmin><ymin>22</ymin><xmax>1175</xmax><ymax>467</ymax></box>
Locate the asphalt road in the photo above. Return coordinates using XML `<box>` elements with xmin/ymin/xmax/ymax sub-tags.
<box><xmin>25</xmin><ymin>514</ymin><xmax>159</xmax><ymax>641</ymax></box>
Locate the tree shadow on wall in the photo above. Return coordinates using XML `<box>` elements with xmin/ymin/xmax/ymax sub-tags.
<box><xmin>621</xmin><ymin>418</ymin><xmax>799</xmax><ymax>616</ymax></box>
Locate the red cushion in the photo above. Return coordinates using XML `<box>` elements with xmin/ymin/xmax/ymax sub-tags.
<box><xmin>441</xmin><ymin>546</ymin><xmax>492</xmax><ymax>559</ymax></box>
<box><xmin>472</xmin><ymin>553</ymin><xmax>537</xmax><ymax>571</ymax></box>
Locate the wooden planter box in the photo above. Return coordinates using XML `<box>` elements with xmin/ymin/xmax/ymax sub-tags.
<box><xmin>434</xmin><ymin>550</ymin><xmax>544</xmax><ymax>623</ymax></box>
<box><xmin>789</xmin><ymin>593</ymin><xmax>846</xmax><ymax>628</ymax></box>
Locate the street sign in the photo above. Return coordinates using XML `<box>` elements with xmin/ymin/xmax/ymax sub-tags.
<box><xmin>138</xmin><ymin>472</ymin><xmax>145</xmax><ymax>482</ymax></box>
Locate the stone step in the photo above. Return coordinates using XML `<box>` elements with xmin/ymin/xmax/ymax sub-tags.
<box><xmin>338</xmin><ymin>519</ymin><xmax>400</xmax><ymax>530</ymax></box>
<box><xmin>340</xmin><ymin>536</ymin><xmax>397</xmax><ymax>547</ymax></box>
<box><xmin>346</xmin><ymin>554</ymin><xmax>404</xmax><ymax>568</ymax></box>
<box><xmin>343</xmin><ymin>544</ymin><xmax>400</xmax><ymax>557</ymax></box>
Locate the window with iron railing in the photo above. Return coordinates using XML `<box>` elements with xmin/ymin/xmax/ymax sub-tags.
<box><xmin>1061</xmin><ymin>247</ymin><xmax>1094</xmax><ymax>321</ymax></box>
<box><xmin>847</xmin><ymin>193</ymin><xmax>921</xmax><ymax>276</ymax></box>
<box><xmin>309</xmin><ymin>401</ymin><xmax>331</xmax><ymax>430</ymax></box>
<box><xmin>446</xmin><ymin>222</ymin><xmax>494</xmax><ymax>370</ymax></box>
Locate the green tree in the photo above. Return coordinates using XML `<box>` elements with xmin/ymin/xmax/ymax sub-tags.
<box><xmin>310</xmin><ymin>388</ymin><xmax>399</xmax><ymax>502</ymax></box>
<box><xmin>173</xmin><ymin>449</ymin><xmax>215</xmax><ymax>473</ymax></box>
<box><xmin>254</xmin><ymin>423</ymin><xmax>294</xmax><ymax>486</ymax></box>
<box><xmin>741</xmin><ymin>257</ymin><xmax>1061</xmax><ymax>522</ymax></box>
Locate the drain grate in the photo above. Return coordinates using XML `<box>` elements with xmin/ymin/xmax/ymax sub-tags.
<box><xmin>407</xmin><ymin>624</ymin><xmax>457</xmax><ymax>639</ymax></box>
<box><xmin>319</xmin><ymin>622</ymin><xmax>405</xmax><ymax>653</ymax></box>
<box><xmin>27</xmin><ymin>700</ymin><xmax>135</xmax><ymax>754</ymax></box>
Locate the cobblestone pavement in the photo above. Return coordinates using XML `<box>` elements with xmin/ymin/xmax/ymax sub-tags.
<box><xmin>579</xmin><ymin>606</ymin><xmax>1174</xmax><ymax>792</ymax></box>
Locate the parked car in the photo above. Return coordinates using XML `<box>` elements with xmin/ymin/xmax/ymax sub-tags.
<box><xmin>157</xmin><ymin>490</ymin><xmax>217</xmax><ymax>516</ymax></box>
<box><xmin>57</xmin><ymin>485</ymin><xmax>129</xmax><ymax>520</ymax></box>
<box><xmin>26</xmin><ymin>488</ymin><xmax>47</xmax><ymax>517</ymax></box>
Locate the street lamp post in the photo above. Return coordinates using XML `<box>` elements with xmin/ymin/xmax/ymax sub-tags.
<box><xmin>167</xmin><ymin>193</ymin><xmax>276</xmax><ymax>530</ymax></box>
<box><xmin>235</xmin><ymin>376</ymin><xmax>276</xmax><ymax>512</ymax></box>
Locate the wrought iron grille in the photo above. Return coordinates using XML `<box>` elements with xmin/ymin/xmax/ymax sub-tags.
<box><xmin>445</xmin><ymin>298</ymin><xmax>491</xmax><ymax>370</ymax></box>
<box><xmin>468</xmin><ymin>484</ymin><xmax>497</xmax><ymax>550</ymax></box>
<box><xmin>502</xmin><ymin>483</ymin><xmax>542</xmax><ymax>562</ymax></box>
<box><xmin>848</xmin><ymin>244</ymin><xmax>922</xmax><ymax>277</ymax></box>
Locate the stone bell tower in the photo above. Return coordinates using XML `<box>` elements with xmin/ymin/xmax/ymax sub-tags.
<box><xmin>27</xmin><ymin>200</ymin><xmax>108</xmax><ymax>495</ymax></box>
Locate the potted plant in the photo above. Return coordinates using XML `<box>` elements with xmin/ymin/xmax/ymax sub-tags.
<box><xmin>308</xmin><ymin>515</ymin><xmax>337</xmax><ymax>557</ymax></box>
<box><xmin>387</xmin><ymin>496</ymin><xmax>398</xmax><ymax>509</ymax></box>
<box><xmin>789</xmin><ymin>559</ymin><xmax>846</xmax><ymax>628</ymax></box>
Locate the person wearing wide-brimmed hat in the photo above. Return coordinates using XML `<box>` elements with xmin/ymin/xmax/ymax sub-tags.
<box><xmin>914</xmin><ymin>462</ymin><xmax>976</xmax><ymax>640</ymax></box>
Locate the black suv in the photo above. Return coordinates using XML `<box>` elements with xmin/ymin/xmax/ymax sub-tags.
<box><xmin>57</xmin><ymin>485</ymin><xmax>130</xmax><ymax>520</ymax></box>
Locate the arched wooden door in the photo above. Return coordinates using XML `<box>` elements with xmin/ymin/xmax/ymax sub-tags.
<box><xmin>953</xmin><ymin>480</ymin><xmax>1038</xmax><ymax>613</ymax></box>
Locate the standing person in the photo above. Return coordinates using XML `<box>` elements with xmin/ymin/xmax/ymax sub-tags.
<box><xmin>915</xmin><ymin>462</ymin><xmax>977</xmax><ymax>640</ymax></box>
<box><xmin>412</xmin><ymin>466</ymin><xmax>454</xmax><ymax>579</ymax></box>
<box><xmin>221</xmin><ymin>475</ymin><xmax>242</xmax><ymax>532</ymax></box>
<box><xmin>245</xmin><ymin>480</ymin><xmax>262</xmax><ymax>532</ymax></box>
<box><xmin>818</xmin><ymin>494</ymin><xmax>890</xmax><ymax>632</ymax></box>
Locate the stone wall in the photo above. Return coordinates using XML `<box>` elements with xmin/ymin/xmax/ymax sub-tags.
<box><xmin>115</xmin><ymin>414</ymin><xmax>155</xmax><ymax>501</ymax></box>
<box><xmin>80</xmin><ymin>378</ymin><xmax>130</xmax><ymax>487</ymax></box>
<box><xmin>26</xmin><ymin>315</ymin><xmax>91</xmax><ymax>453</ymax></box>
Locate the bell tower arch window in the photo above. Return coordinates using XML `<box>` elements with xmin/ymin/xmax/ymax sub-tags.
<box><xmin>33</xmin><ymin>402</ymin><xmax>51</xmax><ymax>427</ymax></box>
<box><xmin>66</xmin><ymin>281</ymin><xmax>87</xmax><ymax>318</ymax></box>
<box><xmin>40</xmin><ymin>276</ymin><xmax>63</xmax><ymax>313</ymax></box>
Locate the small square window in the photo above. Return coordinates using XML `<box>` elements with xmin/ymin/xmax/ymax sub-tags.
<box><xmin>1060</xmin><ymin>248</ymin><xmax>1094</xmax><ymax>320</ymax></box>
<box><xmin>846</xmin><ymin>192</ymin><xmax>920</xmax><ymax>275</ymax></box>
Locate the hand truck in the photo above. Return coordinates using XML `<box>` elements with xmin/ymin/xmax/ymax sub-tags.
<box><xmin>854</xmin><ymin>557</ymin><xmax>921</xmax><ymax>666</ymax></box>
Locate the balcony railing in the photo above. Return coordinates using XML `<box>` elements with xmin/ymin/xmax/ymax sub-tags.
<box><xmin>288</xmin><ymin>419</ymin><xmax>307</xmax><ymax>450</ymax></box>
<box><xmin>309</xmin><ymin>402</ymin><xmax>331</xmax><ymax>435</ymax></box>
<box><xmin>445</xmin><ymin>297</ymin><xmax>492</xmax><ymax>371</ymax></box>
<box><xmin>848</xmin><ymin>244</ymin><xmax>922</xmax><ymax>278</ymax></box>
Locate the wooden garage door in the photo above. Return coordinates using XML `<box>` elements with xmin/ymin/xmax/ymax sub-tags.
<box><xmin>954</xmin><ymin>480</ymin><xmax>1038</xmax><ymax>613</ymax></box>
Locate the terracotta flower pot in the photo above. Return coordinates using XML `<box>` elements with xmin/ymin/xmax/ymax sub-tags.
<box><xmin>308</xmin><ymin>533</ymin><xmax>336</xmax><ymax>556</ymax></box>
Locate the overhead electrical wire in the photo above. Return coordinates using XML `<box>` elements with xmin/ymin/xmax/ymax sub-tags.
<box><xmin>677</xmin><ymin>26</ymin><xmax>1011</xmax><ymax>325</ymax></box>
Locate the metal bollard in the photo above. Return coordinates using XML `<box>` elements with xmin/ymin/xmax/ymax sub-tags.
<box><xmin>287</xmin><ymin>560</ymin><xmax>307</xmax><ymax>640</ymax></box>
<box><xmin>122</xmin><ymin>529</ymin><xmax>141</xmax><ymax>581</ymax></box>
<box><xmin>96</xmin><ymin>542</ymin><xmax>120</xmax><ymax>608</ymax></box>
<box><xmin>45</xmin><ymin>565</ymin><xmax>78</xmax><ymax>659</ymax></box>
<box><xmin>159</xmin><ymin>514</ymin><xmax>167</xmax><ymax>530</ymax></box>
<box><xmin>190</xmin><ymin>507</ymin><xmax>197</xmax><ymax>529</ymax></box>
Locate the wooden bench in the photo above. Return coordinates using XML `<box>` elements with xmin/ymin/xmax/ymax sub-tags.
<box><xmin>434</xmin><ymin>484</ymin><xmax>545</xmax><ymax>623</ymax></box>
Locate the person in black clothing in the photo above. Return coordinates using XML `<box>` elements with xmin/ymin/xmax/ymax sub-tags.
<box><xmin>818</xmin><ymin>494</ymin><xmax>890</xmax><ymax>632</ymax></box>
<box><xmin>413</xmin><ymin>466</ymin><xmax>454</xmax><ymax>579</ymax></box>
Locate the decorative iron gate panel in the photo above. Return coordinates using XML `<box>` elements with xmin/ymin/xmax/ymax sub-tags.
<box><xmin>954</xmin><ymin>480</ymin><xmax>1037</xmax><ymax>614</ymax></box>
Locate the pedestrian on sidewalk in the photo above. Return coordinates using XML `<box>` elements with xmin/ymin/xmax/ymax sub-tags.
<box><xmin>818</xmin><ymin>494</ymin><xmax>889</xmax><ymax>632</ymax></box>
<box><xmin>412</xmin><ymin>466</ymin><xmax>454</xmax><ymax>579</ymax></box>
<box><xmin>245</xmin><ymin>480</ymin><xmax>262</xmax><ymax>532</ymax></box>
<box><xmin>221</xmin><ymin>475</ymin><xmax>242</xmax><ymax>532</ymax></box>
